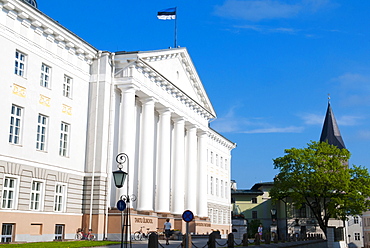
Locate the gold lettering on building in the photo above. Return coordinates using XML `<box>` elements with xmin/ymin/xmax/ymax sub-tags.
<box><xmin>196</xmin><ymin>223</ymin><xmax>211</xmax><ymax>227</ymax></box>
<box><xmin>134</xmin><ymin>218</ymin><xmax>154</xmax><ymax>224</ymax></box>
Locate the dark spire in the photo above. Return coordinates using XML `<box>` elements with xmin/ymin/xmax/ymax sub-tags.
<box><xmin>319</xmin><ymin>99</ymin><xmax>346</xmax><ymax>149</ymax></box>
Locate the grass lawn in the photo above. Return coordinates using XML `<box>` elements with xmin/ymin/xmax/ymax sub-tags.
<box><xmin>0</xmin><ymin>241</ymin><xmax>120</xmax><ymax>248</ymax></box>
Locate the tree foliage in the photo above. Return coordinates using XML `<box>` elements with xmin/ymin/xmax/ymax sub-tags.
<box><xmin>270</xmin><ymin>141</ymin><xmax>370</xmax><ymax>236</ymax></box>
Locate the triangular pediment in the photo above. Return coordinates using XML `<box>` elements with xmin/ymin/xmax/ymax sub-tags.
<box><xmin>134</xmin><ymin>48</ymin><xmax>216</xmax><ymax>117</ymax></box>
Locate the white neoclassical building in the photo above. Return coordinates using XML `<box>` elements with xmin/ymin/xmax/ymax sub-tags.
<box><xmin>0</xmin><ymin>0</ymin><xmax>236</xmax><ymax>242</ymax></box>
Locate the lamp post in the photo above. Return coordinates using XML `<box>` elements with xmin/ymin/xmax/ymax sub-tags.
<box><xmin>112</xmin><ymin>153</ymin><xmax>133</xmax><ymax>248</ymax></box>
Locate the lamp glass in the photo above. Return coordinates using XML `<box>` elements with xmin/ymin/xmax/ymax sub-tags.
<box><xmin>113</xmin><ymin>169</ymin><xmax>127</xmax><ymax>188</ymax></box>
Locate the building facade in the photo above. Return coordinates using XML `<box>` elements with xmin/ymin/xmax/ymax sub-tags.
<box><xmin>0</xmin><ymin>0</ymin><xmax>235</xmax><ymax>242</ymax></box>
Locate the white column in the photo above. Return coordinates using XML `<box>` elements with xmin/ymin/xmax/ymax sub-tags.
<box><xmin>116</xmin><ymin>84</ymin><xmax>136</xmax><ymax>201</ymax></box>
<box><xmin>156</xmin><ymin>107</ymin><xmax>172</xmax><ymax>213</ymax></box>
<box><xmin>185</xmin><ymin>124</ymin><xmax>197</xmax><ymax>214</ymax></box>
<box><xmin>197</xmin><ymin>130</ymin><xmax>208</xmax><ymax>217</ymax></box>
<box><xmin>172</xmin><ymin>117</ymin><xmax>185</xmax><ymax>214</ymax></box>
<box><xmin>137</xmin><ymin>97</ymin><xmax>155</xmax><ymax>211</ymax></box>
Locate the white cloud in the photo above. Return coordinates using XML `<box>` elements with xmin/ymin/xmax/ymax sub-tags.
<box><xmin>301</xmin><ymin>113</ymin><xmax>323</xmax><ymax>125</ymax></box>
<box><xmin>211</xmin><ymin>105</ymin><xmax>304</xmax><ymax>134</ymax></box>
<box><xmin>242</xmin><ymin>126</ymin><xmax>304</xmax><ymax>134</ymax></box>
<box><xmin>214</xmin><ymin>0</ymin><xmax>331</xmax><ymax>22</ymax></box>
<box><xmin>234</xmin><ymin>24</ymin><xmax>299</xmax><ymax>33</ymax></box>
<box><xmin>331</xmin><ymin>72</ymin><xmax>370</xmax><ymax>106</ymax></box>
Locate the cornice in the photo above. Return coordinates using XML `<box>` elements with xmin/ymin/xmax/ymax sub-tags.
<box><xmin>115</xmin><ymin>58</ymin><xmax>215</xmax><ymax>122</ymax></box>
<box><xmin>208</xmin><ymin>129</ymin><xmax>236</xmax><ymax>150</ymax></box>
<box><xmin>139</xmin><ymin>49</ymin><xmax>214</xmax><ymax>117</ymax></box>
<box><xmin>0</xmin><ymin>0</ymin><xmax>97</xmax><ymax>64</ymax></box>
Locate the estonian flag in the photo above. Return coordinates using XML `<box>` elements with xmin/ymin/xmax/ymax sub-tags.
<box><xmin>157</xmin><ymin>7</ymin><xmax>176</xmax><ymax>20</ymax></box>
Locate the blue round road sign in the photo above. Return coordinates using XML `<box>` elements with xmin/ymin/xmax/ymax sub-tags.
<box><xmin>117</xmin><ymin>200</ymin><xmax>126</xmax><ymax>211</ymax></box>
<box><xmin>182</xmin><ymin>210</ymin><xmax>194</xmax><ymax>222</ymax></box>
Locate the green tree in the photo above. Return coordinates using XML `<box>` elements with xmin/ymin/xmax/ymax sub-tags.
<box><xmin>248</xmin><ymin>219</ymin><xmax>261</xmax><ymax>238</ymax></box>
<box><xmin>270</xmin><ymin>141</ymin><xmax>370</xmax><ymax>237</ymax></box>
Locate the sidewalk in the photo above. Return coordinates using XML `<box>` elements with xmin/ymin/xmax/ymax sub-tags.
<box><xmin>94</xmin><ymin>238</ymin><xmax>210</xmax><ymax>248</ymax></box>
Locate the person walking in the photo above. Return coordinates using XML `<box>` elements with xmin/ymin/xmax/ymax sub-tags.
<box><xmin>258</xmin><ymin>224</ymin><xmax>263</xmax><ymax>241</ymax></box>
<box><xmin>164</xmin><ymin>218</ymin><xmax>172</xmax><ymax>245</ymax></box>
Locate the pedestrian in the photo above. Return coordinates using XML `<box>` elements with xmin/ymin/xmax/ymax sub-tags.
<box><xmin>258</xmin><ymin>224</ymin><xmax>263</xmax><ymax>240</ymax></box>
<box><xmin>164</xmin><ymin>218</ymin><xmax>172</xmax><ymax>245</ymax></box>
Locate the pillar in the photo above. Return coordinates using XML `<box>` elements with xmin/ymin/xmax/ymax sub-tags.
<box><xmin>156</xmin><ymin>107</ymin><xmax>172</xmax><ymax>213</ymax></box>
<box><xmin>137</xmin><ymin>97</ymin><xmax>155</xmax><ymax>211</ymax></box>
<box><xmin>172</xmin><ymin>117</ymin><xmax>185</xmax><ymax>214</ymax></box>
<box><xmin>116</xmin><ymin>84</ymin><xmax>136</xmax><ymax>201</ymax></box>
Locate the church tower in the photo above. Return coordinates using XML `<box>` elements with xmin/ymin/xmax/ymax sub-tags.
<box><xmin>319</xmin><ymin>100</ymin><xmax>346</xmax><ymax>149</ymax></box>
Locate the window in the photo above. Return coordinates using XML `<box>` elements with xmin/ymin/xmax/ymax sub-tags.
<box><xmin>55</xmin><ymin>224</ymin><xmax>64</xmax><ymax>240</ymax></box>
<box><xmin>220</xmin><ymin>156</ymin><xmax>223</xmax><ymax>168</ymax></box>
<box><xmin>354</xmin><ymin>216</ymin><xmax>359</xmax><ymax>224</ymax></box>
<box><xmin>210</xmin><ymin>176</ymin><xmax>213</xmax><ymax>195</ymax></box>
<box><xmin>9</xmin><ymin>105</ymin><xmax>23</xmax><ymax>145</ymax></box>
<box><xmin>2</xmin><ymin>177</ymin><xmax>17</xmax><ymax>209</ymax></box>
<box><xmin>59</xmin><ymin>122</ymin><xmax>70</xmax><ymax>157</ymax></box>
<box><xmin>36</xmin><ymin>114</ymin><xmax>48</xmax><ymax>151</ymax></box>
<box><xmin>63</xmin><ymin>75</ymin><xmax>72</xmax><ymax>98</ymax></box>
<box><xmin>216</xmin><ymin>178</ymin><xmax>219</xmax><ymax>196</ymax></box>
<box><xmin>252</xmin><ymin>211</ymin><xmax>258</xmax><ymax>219</ymax></box>
<box><xmin>1</xmin><ymin>224</ymin><xmax>14</xmax><ymax>242</ymax></box>
<box><xmin>210</xmin><ymin>151</ymin><xmax>213</xmax><ymax>164</ymax></box>
<box><xmin>221</xmin><ymin>180</ymin><xmax>224</xmax><ymax>198</ymax></box>
<box><xmin>30</xmin><ymin>181</ymin><xmax>43</xmax><ymax>210</ymax></box>
<box><xmin>216</xmin><ymin>154</ymin><xmax>218</xmax><ymax>166</ymax></box>
<box><xmin>355</xmin><ymin>233</ymin><xmax>360</xmax><ymax>241</ymax></box>
<box><xmin>15</xmin><ymin>50</ymin><xmax>26</xmax><ymax>77</ymax></box>
<box><xmin>252</xmin><ymin>198</ymin><xmax>257</xmax><ymax>204</ymax></box>
<box><xmin>40</xmin><ymin>64</ymin><xmax>51</xmax><ymax>88</ymax></box>
<box><xmin>54</xmin><ymin>184</ymin><xmax>65</xmax><ymax>212</ymax></box>
<box><xmin>208</xmin><ymin>208</ymin><xmax>213</xmax><ymax>223</ymax></box>
<box><xmin>225</xmin><ymin>182</ymin><xmax>228</xmax><ymax>198</ymax></box>
<box><xmin>214</xmin><ymin>209</ymin><xmax>218</xmax><ymax>223</ymax></box>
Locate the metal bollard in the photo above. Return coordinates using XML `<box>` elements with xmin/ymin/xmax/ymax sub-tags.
<box><xmin>227</xmin><ymin>233</ymin><xmax>234</xmax><ymax>248</ymax></box>
<box><xmin>148</xmin><ymin>233</ymin><xmax>158</xmax><ymax>248</ymax></box>
<box><xmin>242</xmin><ymin>233</ymin><xmax>248</xmax><ymax>246</ymax></box>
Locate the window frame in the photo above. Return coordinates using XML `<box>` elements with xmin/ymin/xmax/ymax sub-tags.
<box><xmin>29</xmin><ymin>179</ymin><xmax>45</xmax><ymax>211</ymax></box>
<box><xmin>15</xmin><ymin>50</ymin><xmax>26</xmax><ymax>77</ymax></box>
<box><xmin>59</xmin><ymin>122</ymin><xmax>70</xmax><ymax>157</ymax></box>
<box><xmin>9</xmin><ymin>105</ymin><xmax>23</xmax><ymax>145</ymax></box>
<box><xmin>54</xmin><ymin>183</ymin><xmax>66</xmax><ymax>212</ymax></box>
<box><xmin>354</xmin><ymin>232</ymin><xmax>360</xmax><ymax>241</ymax></box>
<box><xmin>1</xmin><ymin>223</ymin><xmax>14</xmax><ymax>243</ymax></box>
<box><xmin>63</xmin><ymin>75</ymin><xmax>73</xmax><ymax>98</ymax></box>
<box><xmin>36</xmin><ymin>114</ymin><xmax>48</xmax><ymax>151</ymax></box>
<box><xmin>1</xmin><ymin>175</ymin><xmax>19</xmax><ymax>209</ymax></box>
<box><xmin>40</xmin><ymin>63</ymin><xmax>51</xmax><ymax>88</ymax></box>
<box><xmin>55</xmin><ymin>224</ymin><xmax>65</xmax><ymax>240</ymax></box>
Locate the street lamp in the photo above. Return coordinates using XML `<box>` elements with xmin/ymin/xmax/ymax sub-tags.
<box><xmin>113</xmin><ymin>153</ymin><xmax>132</xmax><ymax>248</ymax></box>
<box><xmin>113</xmin><ymin>169</ymin><xmax>128</xmax><ymax>188</ymax></box>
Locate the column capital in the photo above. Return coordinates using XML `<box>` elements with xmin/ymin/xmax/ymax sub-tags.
<box><xmin>173</xmin><ymin>116</ymin><xmax>185</xmax><ymax>123</ymax></box>
<box><xmin>197</xmin><ymin>129</ymin><xmax>208</xmax><ymax>137</ymax></box>
<box><xmin>157</xmin><ymin>107</ymin><xmax>172</xmax><ymax>115</ymax></box>
<box><xmin>116</xmin><ymin>83</ymin><xmax>137</xmax><ymax>93</ymax></box>
<box><xmin>185</xmin><ymin>122</ymin><xmax>198</xmax><ymax>130</ymax></box>
<box><xmin>139</xmin><ymin>96</ymin><xmax>156</xmax><ymax>105</ymax></box>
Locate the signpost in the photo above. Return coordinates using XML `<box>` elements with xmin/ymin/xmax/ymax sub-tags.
<box><xmin>182</xmin><ymin>210</ymin><xmax>194</xmax><ymax>248</ymax></box>
<box><xmin>117</xmin><ymin>200</ymin><xmax>126</xmax><ymax>248</ymax></box>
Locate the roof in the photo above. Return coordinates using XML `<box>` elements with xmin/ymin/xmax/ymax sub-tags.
<box><xmin>319</xmin><ymin>102</ymin><xmax>346</xmax><ymax>149</ymax></box>
<box><xmin>231</xmin><ymin>189</ymin><xmax>263</xmax><ymax>196</ymax></box>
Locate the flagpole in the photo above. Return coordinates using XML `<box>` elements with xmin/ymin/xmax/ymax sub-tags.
<box><xmin>174</xmin><ymin>7</ymin><xmax>177</xmax><ymax>48</ymax></box>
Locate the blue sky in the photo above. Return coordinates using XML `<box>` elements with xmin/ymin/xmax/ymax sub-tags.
<box><xmin>38</xmin><ymin>0</ymin><xmax>370</xmax><ymax>189</ymax></box>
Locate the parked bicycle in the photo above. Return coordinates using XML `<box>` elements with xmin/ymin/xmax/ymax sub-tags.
<box><xmin>134</xmin><ymin>226</ymin><xmax>157</xmax><ymax>240</ymax></box>
<box><xmin>75</xmin><ymin>228</ymin><xmax>96</xmax><ymax>241</ymax></box>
